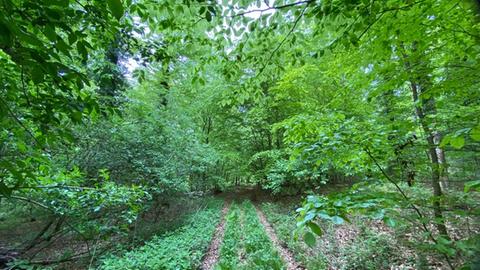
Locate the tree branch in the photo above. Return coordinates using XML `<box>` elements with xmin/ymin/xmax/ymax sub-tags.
<box><xmin>0</xmin><ymin>98</ymin><xmax>40</xmax><ymax>146</ymax></box>
<box><xmin>232</xmin><ymin>0</ymin><xmax>313</xmax><ymax>17</ymax></box>
<box><xmin>257</xmin><ymin>3</ymin><xmax>310</xmax><ymax>77</ymax></box>
<box><xmin>364</xmin><ymin>147</ymin><xmax>454</xmax><ymax>269</ymax></box>
<box><xmin>10</xmin><ymin>195</ymin><xmax>53</xmax><ymax>212</ymax></box>
<box><xmin>16</xmin><ymin>185</ymin><xmax>96</xmax><ymax>190</ymax></box>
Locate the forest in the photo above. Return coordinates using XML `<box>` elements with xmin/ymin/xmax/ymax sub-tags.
<box><xmin>0</xmin><ymin>0</ymin><xmax>479</xmax><ymax>269</ymax></box>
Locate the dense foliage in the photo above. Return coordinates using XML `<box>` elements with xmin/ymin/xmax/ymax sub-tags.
<box><xmin>101</xmin><ymin>198</ymin><xmax>223</xmax><ymax>269</ymax></box>
<box><xmin>1</xmin><ymin>0</ymin><xmax>479</xmax><ymax>268</ymax></box>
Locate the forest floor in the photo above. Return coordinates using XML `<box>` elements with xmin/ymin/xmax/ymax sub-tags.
<box><xmin>198</xmin><ymin>194</ymin><xmax>305</xmax><ymax>270</ymax></box>
<box><xmin>200</xmin><ymin>201</ymin><xmax>231</xmax><ymax>270</ymax></box>
<box><xmin>1</xmin><ymin>186</ymin><xmax>470</xmax><ymax>269</ymax></box>
<box><xmin>254</xmin><ymin>205</ymin><xmax>305</xmax><ymax>270</ymax></box>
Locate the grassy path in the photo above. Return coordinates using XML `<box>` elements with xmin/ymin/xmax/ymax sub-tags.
<box><xmin>215</xmin><ymin>200</ymin><xmax>286</xmax><ymax>269</ymax></box>
<box><xmin>216</xmin><ymin>203</ymin><xmax>243</xmax><ymax>269</ymax></box>
<box><xmin>100</xmin><ymin>198</ymin><xmax>304</xmax><ymax>270</ymax></box>
<box><xmin>200</xmin><ymin>201</ymin><xmax>231</xmax><ymax>270</ymax></box>
<box><xmin>254</xmin><ymin>205</ymin><xmax>305</xmax><ymax>270</ymax></box>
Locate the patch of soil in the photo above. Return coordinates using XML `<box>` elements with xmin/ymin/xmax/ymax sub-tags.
<box><xmin>255</xmin><ymin>205</ymin><xmax>305</xmax><ymax>270</ymax></box>
<box><xmin>200</xmin><ymin>201</ymin><xmax>231</xmax><ymax>270</ymax></box>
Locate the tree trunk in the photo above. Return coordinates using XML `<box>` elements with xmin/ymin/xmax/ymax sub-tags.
<box><xmin>410</xmin><ymin>81</ymin><xmax>449</xmax><ymax>238</ymax></box>
<box><xmin>400</xmin><ymin>41</ymin><xmax>449</xmax><ymax>238</ymax></box>
<box><xmin>434</xmin><ymin>132</ymin><xmax>449</xmax><ymax>191</ymax></box>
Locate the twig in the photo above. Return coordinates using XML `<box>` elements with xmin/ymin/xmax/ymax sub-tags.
<box><xmin>29</xmin><ymin>250</ymin><xmax>91</xmax><ymax>265</ymax></box>
<box><xmin>257</xmin><ymin>3</ymin><xmax>310</xmax><ymax>77</ymax></box>
<box><xmin>364</xmin><ymin>147</ymin><xmax>435</xmax><ymax>239</ymax></box>
<box><xmin>89</xmin><ymin>220</ymin><xmax>112</xmax><ymax>269</ymax></box>
<box><xmin>10</xmin><ymin>195</ymin><xmax>53</xmax><ymax>211</ymax></box>
<box><xmin>16</xmin><ymin>185</ymin><xmax>96</xmax><ymax>190</ymax></box>
<box><xmin>0</xmin><ymin>98</ymin><xmax>40</xmax><ymax>146</ymax></box>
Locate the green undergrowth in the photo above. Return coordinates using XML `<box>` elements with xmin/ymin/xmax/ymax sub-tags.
<box><xmin>240</xmin><ymin>200</ymin><xmax>284</xmax><ymax>269</ymax></box>
<box><xmin>261</xmin><ymin>201</ymin><xmax>407</xmax><ymax>270</ymax></box>
<box><xmin>261</xmin><ymin>201</ymin><xmax>328</xmax><ymax>269</ymax></box>
<box><xmin>0</xmin><ymin>202</ymin><xmax>52</xmax><ymax>248</ymax></box>
<box><xmin>216</xmin><ymin>203</ymin><xmax>242</xmax><ymax>269</ymax></box>
<box><xmin>216</xmin><ymin>200</ymin><xmax>284</xmax><ymax>270</ymax></box>
<box><xmin>134</xmin><ymin>195</ymin><xmax>216</xmax><ymax>242</ymax></box>
<box><xmin>100</xmin><ymin>198</ymin><xmax>223</xmax><ymax>270</ymax></box>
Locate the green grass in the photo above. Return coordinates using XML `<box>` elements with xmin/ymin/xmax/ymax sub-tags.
<box><xmin>216</xmin><ymin>200</ymin><xmax>284</xmax><ymax>270</ymax></box>
<box><xmin>216</xmin><ymin>203</ymin><xmax>242</xmax><ymax>270</ymax></box>
<box><xmin>239</xmin><ymin>200</ymin><xmax>284</xmax><ymax>270</ymax></box>
<box><xmin>100</xmin><ymin>198</ymin><xmax>223</xmax><ymax>270</ymax></box>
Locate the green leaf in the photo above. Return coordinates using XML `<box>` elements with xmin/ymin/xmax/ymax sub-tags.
<box><xmin>205</xmin><ymin>11</ymin><xmax>212</xmax><ymax>22</ymax></box>
<box><xmin>450</xmin><ymin>136</ymin><xmax>465</xmax><ymax>149</ymax></box>
<box><xmin>71</xmin><ymin>110</ymin><xmax>83</xmax><ymax>123</ymax></box>
<box><xmin>0</xmin><ymin>19</ymin><xmax>13</xmax><ymax>46</ymax></box>
<box><xmin>464</xmin><ymin>180</ymin><xmax>480</xmax><ymax>192</ymax></box>
<box><xmin>307</xmin><ymin>222</ymin><xmax>322</xmax><ymax>236</ymax></box>
<box><xmin>471</xmin><ymin>126</ymin><xmax>480</xmax><ymax>141</ymax></box>
<box><xmin>107</xmin><ymin>0</ymin><xmax>125</xmax><ymax>20</ymax></box>
<box><xmin>175</xmin><ymin>5</ymin><xmax>183</xmax><ymax>14</ymax></box>
<box><xmin>435</xmin><ymin>237</ymin><xmax>455</xmax><ymax>256</ymax></box>
<box><xmin>30</xmin><ymin>64</ymin><xmax>45</xmax><ymax>83</ymax></box>
<box><xmin>44</xmin><ymin>25</ymin><xmax>57</xmax><ymax>42</ymax></box>
<box><xmin>303</xmin><ymin>231</ymin><xmax>316</xmax><ymax>247</ymax></box>
<box><xmin>77</xmin><ymin>41</ymin><xmax>88</xmax><ymax>60</ymax></box>
<box><xmin>304</xmin><ymin>212</ymin><xmax>315</xmax><ymax>221</ymax></box>
<box><xmin>16</xmin><ymin>141</ymin><xmax>27</xmax><ymax>152</ymax></box>
<box><xmin>440</xmin><ymin>135</ymin><xmax>450</xmax><ymax>147</ymax></box>
<box><xmin>56</xmin><ymin>38</ymin><xmax>70</xmax><ymax>56</ymax></box>
<box><xmin>17</xmin><ymin>31</ymin><xmax>44</xmax><ymax>47</ymax></box>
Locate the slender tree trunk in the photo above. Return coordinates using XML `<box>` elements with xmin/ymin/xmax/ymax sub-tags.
<box><xmin>267</xmin><ymin>131</ymin><xmax>272</xmax><ymax>149</ymax></box>
<box><xmin>409</xmin><ymin>81</ymin><xmax>449</xmax><ymax>238</ymax></box>
<box><xmin>434</xmin><ymin>132</ymin><xmax>449</xmax><ymax>191</ymax></box>
<box><xmin>203</xmin><ymin>116</ymin><xmax>212</xmax><ymax>144</ymax></box>
<box><xmin>400</xmin><ymin>41</ymin><xmax>449</xmax><ymax>238</ymax></box>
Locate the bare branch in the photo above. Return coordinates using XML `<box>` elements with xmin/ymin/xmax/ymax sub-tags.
<box><xmin>10</xmin><ymin>195</ymin><xmax>53</xmax><ymax>211</ymax></box>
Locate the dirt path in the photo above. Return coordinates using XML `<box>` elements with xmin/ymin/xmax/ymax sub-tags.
<box><xmin>200</xmin><ymin>201</ymin><xmax>231</xmax><ymax>270</ymax></box>
<box><xmin>237</xmin><ymin>204</ymin><xmax>246</xmax><ymax>266</ymax></box>
<box><xmin>255</xmin><ymin>205</ymin><xmax>305</xmax><ymax>270</ymax></box>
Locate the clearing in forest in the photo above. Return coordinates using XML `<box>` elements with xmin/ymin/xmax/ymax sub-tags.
<box><xmin>1</xmin><ymin>0</ymin><xmax>478</xmax><ymax>269</ymax></box>
<box><xmin>213</xmin><ymin>199</ymin><xmax>304</xmax><ymax>270</ymax></box>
